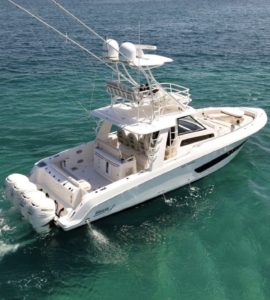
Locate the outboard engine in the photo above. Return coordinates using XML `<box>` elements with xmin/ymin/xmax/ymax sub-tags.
<box><xmin>24</xmin><ymin>191</ymin><xmax>56</xmax><ymax>233</ymax></box>
<box><xmin>4</xmin><ymin>174</ymin><xmax>56</xmax><ymax>233</ymax></box>
<box><xmin>5</xmin><ymin>174</ymin><xmax>37</xmax><ymax>207</ymax></box>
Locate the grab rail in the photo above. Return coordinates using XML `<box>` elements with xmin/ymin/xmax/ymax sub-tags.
<box><xmin>155</xmin><ymin>82</ymin><xmax>191</xmax><ymax>105</ymax></box>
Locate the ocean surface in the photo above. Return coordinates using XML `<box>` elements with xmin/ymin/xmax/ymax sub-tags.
<box><xmin>1</xmin><ymin>0</ymin><xmax>270</xmax><ymax>299</ymax></box>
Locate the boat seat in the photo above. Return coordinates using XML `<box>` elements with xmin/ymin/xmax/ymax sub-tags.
<box><xmin>135</xmin><ymin>153</ymin><xmax>150</xmax><ymax>170</ymax></box>
<box><xmin>127</xmin><ymin>133</ymin><xmax>138</xmax><ymax>150</ymax></box>
<box><xmin>96</xmin><ymin>138</ymin><xmax>122</xmax><ymax>160</ymax></box>
<box><xmin>77</xmin><ymin>179</ymin><xmax>91</xmax><ymax>191</ymax></box>
<box><xmin>117</xmin><ymin>128</ymin><xmax>125</xmax><ymax>144</ymax></box>
<box><xmin>138</xmin><ymin>135</ymin><xmax>150</xmax><ymax>153</ymax></box>
<box><xmin>221</xmin><ymin>108</ymin><xmax>244</xmax><ymax>118</ymax></box>
<box><xmin>165</xmin><ymin>146</ymin><xmax>177</xmax><ymax>160</ymax></box>
<box><xmin>117</xmin><ymin>129</ymin><xmax>129</xmax><ymax>147</ymax></box>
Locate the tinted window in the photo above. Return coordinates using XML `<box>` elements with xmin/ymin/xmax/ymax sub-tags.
<box><xmin>177</xmin><ymin>116</ymin><xmax>205</xmax><ymax>135</ymax></box>
<box><xmin>180</xmin><ymin>134</ymin><xmax>214</xmax><ymax>146</ymax></box>
<box><xmin>167</xmin><ymin>127</ymin><xmax>176</xmax><ymax>146</ymax></box>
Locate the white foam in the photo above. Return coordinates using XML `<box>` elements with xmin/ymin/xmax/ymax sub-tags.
<box><xmin>87</xmin><ymin>224</ymin><xmax>109</xmax><ymax>245</ymax></box>
<box><xmin>0</xmin><ymin>224</ymin><xmax>14</xmax><ymax>235</ymax></box>
<box><xmin>0</xmin><ymin>240</ymin><xmax>19</xmax><ymax>260</ymax></box>
<box><xmin>86</xmin><ymin>224</ymin><xmax>127</xmax><ymax>264</ymax></box>
<box><xmin>163</xmin><ymin>196</ymin><xmax>177</xmax><ymax>206</ymax></box>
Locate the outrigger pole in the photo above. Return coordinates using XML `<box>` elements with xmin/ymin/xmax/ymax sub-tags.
<box><xmin>7</xmin><ymin>0</ymin><xmax>183</xmax><ymax>110</ymax></box>
<box><xmin>50</xmin><ymin>0</ymin><xmax>154</xmax><ymax>87</ymax></box>
<box><xmin>6</xmin><ymin>0</ymin><xmax>135</xmax><ymax>84</ymax></box>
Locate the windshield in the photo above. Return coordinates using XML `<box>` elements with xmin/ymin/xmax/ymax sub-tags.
<box><xmin>177</xmin><ymin>116</ymin><xmax>205</xmax><ymax>135</ymax></box>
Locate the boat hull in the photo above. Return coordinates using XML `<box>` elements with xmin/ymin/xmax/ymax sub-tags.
<box><xmin>57</xmin><ymin>139</ymin><xmax>246</xmax><ymax>230</ymax></box>
<box><xmin>5</xmin><ymin>107</ymin><xmax>267</xmax><ymax>232</ymax></box>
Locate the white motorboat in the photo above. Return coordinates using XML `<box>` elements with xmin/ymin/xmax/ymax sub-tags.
<box><xmin>5</xmin><ymin>1</ymin><xmax>267</xmax><ymax>233</ymax></box>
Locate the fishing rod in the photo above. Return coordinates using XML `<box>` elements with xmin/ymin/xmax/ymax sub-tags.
<box><xmin>50</xmin><ymin>0</ymin><xmax>153</xmax><ymax>86</ymax></box>
<box><xmin>6</xmin><ymin>0</ymin><xmax>134</xmax><ymax>84</ymax></box>
<box><xmin>50</xmin><ymin>0</ymin><xmax>106</xmax><ymax>46</ymax></box>
<box><xmin>7</xmin><ymin>0</ymin><xmax>178</xmax><ymax>108</ymax></box>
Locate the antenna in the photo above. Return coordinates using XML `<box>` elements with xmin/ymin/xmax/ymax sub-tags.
<box><xmin>50</xmin><ymin>0</ymin><xmax>153</xmax><ymax>84</ymax></box>
<box><xmin>6</xmin><ymin>0</ymin><xmax>182</xmax><ymax>111</ymax></box>
<box><xmin>138</xmin><ymin>20</ymin><xmax>141</xmax><ymax>84</ymax></box>
<box><xmin>6</xmin><ymin>0</ymin><xmax>133</xmax><ymax>84</ymax></box>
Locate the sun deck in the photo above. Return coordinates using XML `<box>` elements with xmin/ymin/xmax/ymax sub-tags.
<box><xmin>197</xmin><ymin>107</ymin><xmax>255</xmax><ymax>132</ymax></box>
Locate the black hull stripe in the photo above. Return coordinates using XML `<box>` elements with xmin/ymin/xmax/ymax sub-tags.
<box><xmin>195</xmin><ymin>141</ymin><xmax>246</xmax><ymax>173</ymax></box>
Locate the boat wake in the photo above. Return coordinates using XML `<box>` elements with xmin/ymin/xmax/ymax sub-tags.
<box><xmin>163</xmin><ymin>195</ymin><xmax>178</xmax><ymax>206</ymax></box>
<box><xmin>87</xmin><ymin>223</ymin><xmax>109</xmax><ymax>245</ymax></box>
<box><xmin>86</xmin><ymin>224</ymin><xmax>127</xmax><ymax>264</ymax></box>
<box><xmin>0</xmin><ymin>240</ymin><xmax>19</xmax><ymax>261</ymax></box>
<box><xmin>0</xmin><ymin>204</ymin><xmax>37</xmax><ymax>261</ymax></box>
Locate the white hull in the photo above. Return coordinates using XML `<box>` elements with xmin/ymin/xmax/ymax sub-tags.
<box><xmin>5</xmin><ymin>105</ymin><xmax>267</xmax><ymax>232</ymax></box>
<box><xmin>3</xmin><ymin>14</ymin><xmax>267</xmax><ymax>233</ymax></box>
<box><xmin>57</xmin><ymin>138</ymin><xmax>245</xmax><ymax>230</ymax></box>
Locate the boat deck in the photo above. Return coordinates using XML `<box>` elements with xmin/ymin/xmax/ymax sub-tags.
<box><xmin>62</xmin><ymin>165</ymin><xmax>110</xmax><ymax>191</ymax></box>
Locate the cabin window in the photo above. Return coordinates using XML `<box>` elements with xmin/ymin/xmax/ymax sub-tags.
<box><xmin>180</xmin><ymin>134</ymin><xmax>214</xmax><ymax>146</ymax></box>
<box><xmin>177</xmin><ymin>116</ymin><xmax>205</xmax><ymax>135</ymax></box>
<box><xmin>110</xmin><ymin>124</ymin><xmax>119</xmax><ymax>133</ymax></box>
<box><xmin>166</xmin><ymin>127</ymin><xmax>176</xmax><ymax>146</ymax></box>
<box><xmin>150</xmin><ymin>131</ymin><xmax>159</xmax><ymax>147</ymax></box>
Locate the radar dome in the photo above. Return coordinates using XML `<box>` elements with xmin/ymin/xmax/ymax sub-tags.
<box><xmin>119</xmin><ymin>42</ymin><xmax>136</xmax><ymax>62</ymax></box>
<box><xmin>103</xmin><ymin>39</ymin><xmax>119</xmax><ymax>61</ymax></box>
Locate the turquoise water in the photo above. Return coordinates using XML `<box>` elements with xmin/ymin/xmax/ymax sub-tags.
<box><xmin>1</xmin><ymin>0</ymin><xmax>270</xmax><ymax>299</ymax></box>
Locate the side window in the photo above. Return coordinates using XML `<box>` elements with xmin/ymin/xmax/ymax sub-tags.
<box><xmin>166</xmin><ymin>127</ymin><xmax>176</xmax><ymax>146</ymax></box>
<box><xmin>111</xmin><ymin>124</ymin><xmax>119</xmax><ymax>133</ymax></box>
<box><xmin>177</xmin><ymin>116</ymin><xmax>205</xmax><ymax>135</ymax></box>
<box><xmin>180</xmin><ymin>134</ymin><xmax>214</xmax><ymax>146</ymax></box>
<box><xmin>150</xmin><ymin>131</ymin><xmax>159</xmax><ymax>147</ymax></box>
